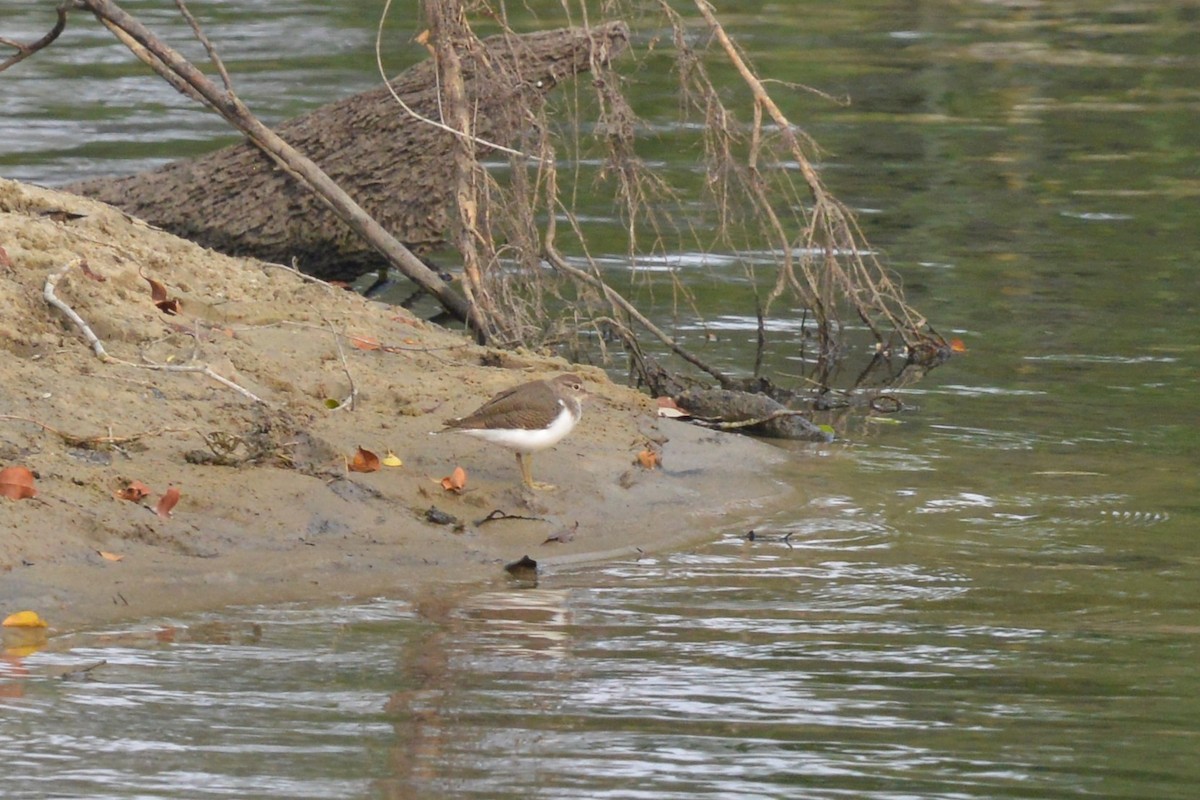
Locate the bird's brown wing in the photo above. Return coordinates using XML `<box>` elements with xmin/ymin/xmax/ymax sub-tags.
<box><xmin>443</xmin><ymin>380</ymin><xmax>561</xmax><ymax>431</ymax></box>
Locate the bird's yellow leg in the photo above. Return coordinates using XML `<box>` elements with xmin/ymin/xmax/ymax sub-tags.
<box><xmin>517</xmin><ymin>452</ymin><xmax>556</xmax><ymax>491</ymax></box>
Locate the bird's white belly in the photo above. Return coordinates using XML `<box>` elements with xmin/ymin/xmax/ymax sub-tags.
<box><xmin>460</xmin><ymin>406</ymin><xmax>578</xmax><ymax>453</ymax></box>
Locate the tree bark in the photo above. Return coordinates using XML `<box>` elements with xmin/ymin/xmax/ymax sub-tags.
<box><xmin>67</xmin><ymin>22</ymin><xmax>629</xmax><ymax>283</ymax></box>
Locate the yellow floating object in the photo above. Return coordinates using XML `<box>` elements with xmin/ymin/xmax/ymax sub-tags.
<box><xmin>2</xmin><ymin>610</ymin><xmax>48</xmax><ymax>628</ymax></box>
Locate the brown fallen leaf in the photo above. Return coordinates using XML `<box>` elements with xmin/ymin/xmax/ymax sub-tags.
<box><xmin>655</xmin><ymin>396</ymin><xmax>689</xmax><ymax>418</ymax></box>
<box><xmin>97</xmin><ymin>550</ymin><xmax>124</xmax><ymax>562</ymax></box>
<box><xmin>155</xmin><ymin>486</ymin><xmax>181</xmax><ymax>518</ymax></box>
<box><xmin>40</xmin><ymin>209</ymin><xmax>86</xmax><ymax>223</ymax></box>
<box><xmin>440</xmin><ymin>466</ymin><xmax>467</xmax><ymax>493</ymax></box>
<box><xmin>0</xmin><ymin>466</ymin><xmax>38</xmax><ymax>500</ymax></box>
<box><xmin>143</xmin><ymin>272</ymin><xmax>182</xmax><ymax>315</ymax></box>
<box><xmin>635</xmin><ymin>449</ymin><xmax>662</xmax><ymax>469</ymax></box>
<box><xmin>349</xmin><ymin>335</ymin><xmax>381</xmax><ymax>351</ymax></box>
<box><xmin>78</xmin><ymin>258</ymin><xmax>106</xmax><ymax>282</ymax></box>
<box><xmin>348</xmin><ymin>446</ymin><xmax>381</xmax><ymax>473</ymax></box>
<box><xmin>146</xmin><ymin>274</ymin><xmax>169</xmax><ymax>303</ymax></box>
<box><xmin>114</xmin><ymin>480</ymin><xmax>152</xmax><ymax>502</ymax></box>
<box><xmin>156</xmin><ymin>297</ymin><xmax>182</xmax><ymax>315</ymax></box>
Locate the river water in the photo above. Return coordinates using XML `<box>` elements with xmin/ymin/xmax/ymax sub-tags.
<box><xmin>2</xmin><ymin>1</ymin><xmax>1198</xmax><ymax>797</ymax></box>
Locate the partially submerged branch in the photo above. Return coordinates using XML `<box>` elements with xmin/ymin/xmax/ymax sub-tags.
<box><xmin>9</xmin><ymin>0</ymin><xmax>948</xmax><ymax>411</ymax></box>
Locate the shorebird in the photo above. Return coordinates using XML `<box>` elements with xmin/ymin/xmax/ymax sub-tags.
<box><xmin>441</xmin><ymin>373</ymin><xmax>587</xmax><ymax>490</ymax></box>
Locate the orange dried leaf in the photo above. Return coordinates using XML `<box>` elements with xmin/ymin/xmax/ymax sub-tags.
<box><xmin>0</xmin><ymin>466</ymin><xmax>37</xmax><ymax>500</ymax></box>
<box><xmin>155</xmin><ymin>487</ymin><xmax>181</xmax><ymax>518</ymax></box>
<box><xmin>655</xmin><ymin>396</ymin><xmax>688</xmax><ymax>418</ymax></box>
<box><xmin>115</xmin><ymin>480</ymin><xmax>152</xmax><ymax>502</ymax></box>
<box><xmin>98</xmin><ymin>550</ymin><xmax>124</xmax><ymax>562</ymax></box>
<box><xmin>143</xmin><ymin>274</ymin><xmax>181</xmax><ymax>315</ymax></box>
<box><xmin>145</xmin><ymin>275</ymin><xmax>169</xmax><ymax>304</ymax></box>
<box><xmin>349</xmin><ymin>335</ymin><xmax>382</xmax><ymax>351</ymax></box>
<box><xmin>636</xmin><ymin>449</ymin><xmax>662</xmax><ymax>469</ymax></box>
<box><xmin>950</xmin><ymin>338</ymin><xmax>968</xmax><ymax>353</ymax></box>
<box><xmin>390</xmin><ymin>314</ymin><xmax>421</xmax><ymax>327</ymax></box>
<box><xmin>2</xmin><ymin>610</ymin><xmax>48</xmax><ymax>628</ymax></box>
<box><xmin>349</xmin><ymin>447</ymin><xmax>381</xmax><ymax>473</ymax></box>
<box><xmin>440</xmin><ymin>466</ymin><xmax>467</xmax><ymax>493</ymax></box>
<box><xmin>78</xmin><ymin>258</ymin><xmax>106</xmax><ymax>282</ymax></box>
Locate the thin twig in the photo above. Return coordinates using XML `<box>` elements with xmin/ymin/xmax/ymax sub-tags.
<box><xmin>373</xmin><ymin>0</ymin><xmax>537</xmax><ymax>162</ymax></box>
<box><xmin>42</xmin><ymin>260</ymin><xmax>269</xmax><ymax>404</ymax></box>
<box><xmin>0</xmin><ymin>4</ymin><xmax>68</xmax><ymax>73</ymax></box>
<box><xmin>543</xmin><ymin>245</ymin><xmax>732</xmax><ymax>386</ymax></box>
<box><xmin>259</xmin><ymin>258</ymin><xmax>338</xmax><ymax>290</ymax></box>
<box><xmin>323</xmin><ymin>316</ymin><xmax>357</xmax><ymax>411</ymax></box>
<box><xmin>44</xmin><ymin>260</ymin><xmax>109</xmax><ymax>361</ymax></box>
<box><xmin>174</xmin><ymin>0</ymin><xmax>234</xmax><ymax>94</ymax></box>
<box><xmin>0</xmin><ymin>415</ymin><xmax>187</xmax><ymax>448</ymax></box>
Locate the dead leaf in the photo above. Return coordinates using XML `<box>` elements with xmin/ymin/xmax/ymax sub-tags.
<box><xmin>0</xmin><ymin>466</ymin><xmax>38</xmax><ymax>500</ymax></box>
<box><xmin>655</xmin><ymin>396</ymin><xmax>689</xmax><ymax>418</ymax></box>
<box><xmin>348</xmin><ymin>447</ymin><xmax>381</xmax><ymax>473</ymax></box>
<box><xmin>143</xmin><ymin>273</ymin><xmax>182</xmax><ymax>315</ymax></box>
<box><xmin>542</xmin><ymin>522</ymin><xmax>579</xmax><ymax>545</ymax></box>
<box><xmin>636</xmin><ymin>449</ymin><xmax>662</xmax><ymax>469</ymax></box>
<box><xmin>381</xmin><ymin>450</ymin><xmax>403</xmax><ymax>467</ymax></box>
<box><xmin>155</xmin><ymin>487</ymin><xmax>181</xmax><ymax>518</ymax></box>
<box><xmin>2</xmin><ymin>610</ymin><xmax>48</xmax><ymax>628</ymax></box>
<box><xmin>146</xmin><ymin>275</ymin><xmax>169</xmax><ymax>303</ymax></box>
<box><xmin>114</xmin><ymin>480</ymin><xmax>152</xmax><ymax>502</ymax></box>
<box><xmin>440</xmin><ymin>466</ymin><xmax>467</xmax><ymax>493</ymax></box>
<box><xmin>78</xmin><ymin>258</ymin><xmax>106</xmax><ymax>282</ymax></box>
<box><xmin>97</xmin><ymin>550</ymin><xmax>124</xmax><ymax>562</ymax></box>
<box><xmin>40</xmin><ymin>209</ymin><xmax>86</xmax><ymax>223</ymax></box>
<box><xmin>349</xmin><ymin>335</ymin><xmax>381</xmax><ymax>351</ymax></box>
<box><xmin>950</xmin><ymin>338</ymin><xmax>968</xmax><ymax>353</ymax></box>
<box><xmin>156</xmin><ymin>297</ymin><xmax>182</xmax><ymax>315</ymax></box>
<box><xmin>415</xmin><ymin>29</ymin><xmax>433</xmax><ymax>53</ymax></box>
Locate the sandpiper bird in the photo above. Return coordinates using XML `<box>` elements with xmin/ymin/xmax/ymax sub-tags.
<box><xmin>441</xmin><ymin>373</ymin><xmax>588</xmax><ymax>490</ymax></box>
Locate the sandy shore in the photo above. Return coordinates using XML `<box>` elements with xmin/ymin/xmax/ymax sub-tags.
<box><xmin>0</xmin><ymin>179</ymin><xmax>793</xmax><ymax>634</ymax></box>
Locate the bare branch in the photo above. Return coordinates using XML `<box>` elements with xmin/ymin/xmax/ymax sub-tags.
<box><xmin>0</xmin><ymin>4</ymin><xmax>68</xmax><ymax>73</ymax></box>
<box><xmin>77</xmin><ymin>0</ymin><xmax>483</xmax><ymax>336</ymax></box>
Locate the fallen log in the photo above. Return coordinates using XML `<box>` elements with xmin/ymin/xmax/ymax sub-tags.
<box><xmin>67</xmin><ymin>22</ymin><xmax>629</xmax><ymax>283</ymax></box>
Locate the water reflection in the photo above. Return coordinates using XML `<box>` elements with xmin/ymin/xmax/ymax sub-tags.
<box><xmin>1</xmin><ymin>489</ymin><xmax>1197</xmax><ymax>799</ymax></box>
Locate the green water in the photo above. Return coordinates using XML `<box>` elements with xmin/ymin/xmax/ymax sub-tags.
<box><xmin>2</xmin><ymin>1</ymin><xmax>1198</xmax><ymax>797</ymax></box>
